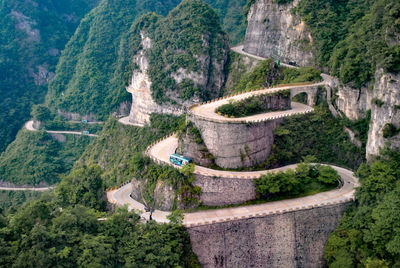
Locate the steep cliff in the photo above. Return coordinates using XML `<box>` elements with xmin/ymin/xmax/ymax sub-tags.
<box><xmin>46</xmin><ymin>0</ymin><xmax>181</xmax><ymax>120</ymax></box>
<box><xmin>126</xmin><ymin>0</ymin><xmax>229</xmax><ymax>125</ymax></box>
<box><xmin>366</xmin><ymin>70</ymin><xmax>400</xmax><ymax>159</ymax></box>
<box><xmin>0</xmin><ymin>0</ymin><xmax>98</xmax><ymax>153</ymax></box>
<box><xmin>243</xmin><ymin>0</ymin><xmax>314</xmax><ymax>66</ymax></box>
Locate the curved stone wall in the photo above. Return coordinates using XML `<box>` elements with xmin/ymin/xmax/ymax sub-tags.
<box><xmin>187</xmin><ymin>202</ymin><xmax>350</xmax><ymax>268</ymax></box>
<box><xmin>189</xmin><ymin>115</ymin><xmax>283</xmax><ymax>169</ymax></box>
<box><xmin>194</xmin><ymin>174</ymin><xmax>256</xmax><ymax>206</ymax></box>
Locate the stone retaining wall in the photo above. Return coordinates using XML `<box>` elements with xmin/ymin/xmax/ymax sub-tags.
<box><xmin>187</xmin><ymin>202</ymin><xmax>350</xmax><ymax>268</ymax></box>
<box><xmin>189</xmin><ymin>115</ymin><xmax>283</xmax><ymax>168</ymax></box>
<box><xmin>193</xmin><ymin>174</ymin><xmax>256</xmax><ymax>206</ymax></box>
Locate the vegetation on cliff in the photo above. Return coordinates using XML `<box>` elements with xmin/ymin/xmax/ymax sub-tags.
<box><xmin>255</xmin><ymin>163</ymin><xmax>339</xmax><ymax>200</ymax></box>
<box><xmin>0</xmin><ymin>130</ymin><xmax>91</xmax><ymax>185</ymax></box>
<box><xmin>77</xmin><ymin>114</ymin><xmax>185</xmax><ymax>187</ymax></box>
<box><xmin>325</xmin><ymin>149</ymin><xmax>400</xmax><ymax>267</ymax></box>
<box><xmin>0</xmin><ymin>193</ymin><xmax>199</xmax><ymax>267</ymax></box>
<box><xmin>265</xmin><ymin>104</ymin><xmax>365</xmax><ymax>170</ymax></box>
<box><xmin>128</xmin><ymin>0</ymin><xmax>228</xmax><ymax>103</ymax></box>
<box><xmin>226</xmin><ymin>57</ymin><xmax>321</xmax><ymax>94</ymax></box>
<box><xmin>295</xmin><ymin>0</ymin><xmax>400</xmax><ymax>87</ymax></box>
<box><xmin>216</xmin><ymin>90</ymin><xmax>290</xmax><ymax>117</ymax></box>
<box><xmin>45</xmin><ymin>0</ymin><xmax>181</xmax><ymax>119</ymax></box>
<box><xmin>0</xmin><ymin>0</ymin><xmax>98</xmax><ymax>153</ymax></box>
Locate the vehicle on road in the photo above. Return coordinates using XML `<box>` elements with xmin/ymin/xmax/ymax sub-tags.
<box><xmin>82</xmin><ymin>130</ymin><xmax>90</xmax><ymax>135</ymax></box>
<box><xmin>169</xmin><ymin>154</ymin><xmax>192</xmax><ymax>166</ymax></box>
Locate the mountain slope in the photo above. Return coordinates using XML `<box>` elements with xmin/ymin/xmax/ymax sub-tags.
<box><xmin>45</xmin><ymin>0</ymin><xmax>181</xmax><ymax>120</ymax></box>
<box><xmin>0</xmin><ymin>0</ymin><xmax>98</xmax><ymax>153</ymax></box>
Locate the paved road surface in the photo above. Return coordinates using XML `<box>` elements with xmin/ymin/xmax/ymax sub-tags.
<box><xmin>118</xmin><ymin>116</ymin><xmax>145</xmax><ymax>127</ymax></box>
<box><xmin>231</xmin><ymin>45</ymin><xmax>299</xmax><ymax>69</ymax></box>
<box><xmin>0</xmin><ymin>185</ymin><xmax>53</xmax><ymax>191</ymax></box>
<box><xmin>109</xmin><ymin>164</ymin><xmax>358</xmax><ymax>227</ymax></box>
<box><xmin>25</xmin><ymin>120</ymin><xmax>99</xmax><ymax>137</ymax></box>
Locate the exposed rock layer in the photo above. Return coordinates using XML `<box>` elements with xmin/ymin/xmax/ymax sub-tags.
<box><xmin>243</xmin><ymin>0</ymin><xmax>314</xmax><ymax>66</ymax></box>
<box><xmin>366</xmin><ymin>69</ymin><xmax>400</xmax><ymax>159</ymax></box>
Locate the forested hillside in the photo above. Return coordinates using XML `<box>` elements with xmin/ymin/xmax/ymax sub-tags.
<box><xmin>45</xmin><ymin>0</ymin><xmax>181</xmax><ymax>120</ymax></box>
<box><xmin>0</xmin><ymin>0</ymin><xmax>98</xmax><ymax>153</ymax></box>
<box><xmin>295</xmin><ymin>0</ymin><xmax>400</xmax><ymax>86</ymax></box>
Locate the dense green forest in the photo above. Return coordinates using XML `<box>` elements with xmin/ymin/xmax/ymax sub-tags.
<box><xmin>0</xmin><ymin>130</ymin><xmax>91</xmax><ymax>185</ymax></box>
<box><xmin>128</xmin><ymin>0</ymin><xmax>228</xmax><ymax>103</ymax></box>
<box><xmin>0</xmin><ymin>190</ymin><xmax>44</xmax><ymax>211</ymax></box>
<box><xmin>0</xmin><ymin>0</ymin><xmax>98</xmax><ymax>153</ymax></box>
<box><xmin>0</xmin><ymin>165</ymin><xmax>200</xmax><ymax>267</ymax></box>
<box><xmin>45</xmin><ymin>0</ymin><xmax>248</xmax><ymax>119</ymax></box>
<box><xmin>77</xmin><ymin>115</ymin><xmax>184</xmax><ymax>188</ymax></box>
<box><xmin>45</xmin><ymin>0</ymin><xmax>182</xmax><ymax>119</ymax></box>
<box><xmin>294</xmin><ymin>0</ymin><xmax>400</xmax><ymax>86</ymax></box>
<box><xmin>325</xmin><ymin>150</ymin><xmax>400</xmax><ymax>267</ymax></box>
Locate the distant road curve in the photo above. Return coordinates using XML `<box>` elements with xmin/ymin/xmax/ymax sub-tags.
<box><xmin>0</xmin><ymin>185</ymin><xmax>53</xmax><ymax>191</ymax></box>
<box><xmin>25</xmin><ymin>120</ymin><xmax>99</xmax><ymax>137</ymax></box>
<box><xmin>231</xmin><ymin>45</ymin><xmax>299</xmax><ymax>69</ymax></box>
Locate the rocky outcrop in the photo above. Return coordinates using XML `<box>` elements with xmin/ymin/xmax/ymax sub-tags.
<box><xmin>243</xmin><ymin>0</ymin><xmax>314</xmax><ymax>66</ymax></box>
<box><xmin>366</xmin><ymin>69</ymin><xmax>400</xmax><ymax>159</ymax></box>
<box><xmin>126</xmin><ymin>33</ymin><xmax>186</xmax><ymax>125</ymax></box>
<box><xmin>324</xmin><ymin>75</ymin><xmax>372</xmax><ymax>121</ymax></box>
<box><xmin>187</xmin><ymin>203</ymin><xmax>350</xmax><ymax>268</ymax></box>
<box><xmin>131</xmin><ymin>178</ymin><xmax>175</xmax><ymax>211</ymax></box>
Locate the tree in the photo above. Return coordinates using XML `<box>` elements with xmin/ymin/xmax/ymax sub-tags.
<box><xmin>31</xmin><ymin>105</ymin><xmax>52</xmax><ymax>122</ymax></box>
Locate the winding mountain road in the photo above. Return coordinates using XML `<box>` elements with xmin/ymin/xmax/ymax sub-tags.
<box><xmin>110</xmin><ymin>70</ymin><xmax>359</xmax><ymax>227</ymax></box>
<box><xmin>25</xmin><ymin>120</ymin><xmax>99</xmax><ymax>137</ymax></box>
<box><xmin>0</xmin><ymin>185</ymin><xmax>53</xmax><ymax>191</ymax></box>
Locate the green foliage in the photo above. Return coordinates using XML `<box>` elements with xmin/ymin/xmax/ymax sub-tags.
<box><xmin>56</xmin><ymin>164</ymin><xmax>106</xmax><ymax>210</ymax></box>
<box><xmin>296</xmin><ymin>0</ymin><xmax>400</xmax><ymax>87</ymax></box>
<box><xmin>46</xmin><ymin>0</ymin><xmax>181</xmax><ymax>119</ymax></box>
<box><xmin>130</xmin><ymin>153</ymin><xmax>200</xmax><ymax>209</ymax></box>
<box><xmin>0</xmin><ymin>0</ymin><xmax>98</xmax><ymax>153</ymax></box>
<box><xmin>0</xmin><ymin>130</ymin><xmax>91</xmax><ymax>185</ymax></box>
<box><xmin>216</xmin><ymin>90</ymin><xmax>290</xmax><ymax>117</ymax></box>
<box><xmin>265</xmin><ymin>104</ymin><xmax>365</xmax><ymax>170</ymax></box>
<box><xmin>341</xmin><ymin>110</ymin><xmax>371</xmax><ymax>148</ymax></box>
<box><xmin>78</xmin><ymin>114</ymin><xmax>185</xmax><ymax>187</ymax></box>
<box><xmin>0</xmin><ymin>203</ymin><xmax>199</xmax><ymax>267</ymax></box>
<box><xmin>279</xmin><ymin>67</ymin><xmax>322</xmax><ymax>84</ymax></box>
<box><xmin>31</xmin><ymin>105</ymin><xmax>52</xmax><ymax>122</ymax></box>
<box><xmin>255</xmin><ymin>164</ymin><xmax>339</xmax><ymax>199</ymax></box>
<box><xmin>129</xmin><ymin>0</ymin><xmax>228</xmax><ymax>104</ymax></box>
<box><xmin>203</xmin><ymin>0</ymin><xmax>248</xmax><ymax>45</ymax></box>
<box><xmin>325</xmin><ymin>150</ymin><xmax>400</xmax><ymax>267</ymax></box>
<box><xmin>0</xmin><ymin>190</ymin><xmax>44</xmax><ymax>212</ymax></box>
<box><xmin>229</xmin><ymin>58</ymin><xmax>321</xmax><ymax>94</ymax></box>
<box><xmin>382</xmin><ymin>123</ymin><xmax>399</xmax><ymax>138</ymax></box>
<box><xmin>372</xmin><ymin>98</ymin><xmax>385</xmax><ymax>107</ymax></box>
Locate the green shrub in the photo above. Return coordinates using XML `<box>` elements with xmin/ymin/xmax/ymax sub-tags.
<box><xmin>382</xmin><ymin>123</ymin><xmax>399</xmax><ymax>138</ymax></box>
<box><xmin>254</xmin><ymin>163</ymin><xmax>338</xmax><ymax>199</ymax></box>
<box><xmin>372</xmin><ymin>98</ymin><xmax>385</xmax><ymax>107</ymax></box>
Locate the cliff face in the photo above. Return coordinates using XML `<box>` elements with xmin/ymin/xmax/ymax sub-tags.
<box><xmin>126</xmin><ymin>1</ymin><xmax>229</xmax><ymax>125</ymax></box>
<box><xmin>126</xmin><ymin>33</ymin><xmax>184</xmax><ymax>125</ymax></box>
<box><xmin>243</xmin><ymin>0</ymin><xmax>314</xmax><ymax>66</ymax></box>
<box><xmin>366</xmin><ymin>70</ymin><xmax>400</xmax><ymax>159</ymax></box>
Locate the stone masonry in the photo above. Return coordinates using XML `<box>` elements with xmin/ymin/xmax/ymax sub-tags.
<box><xmin>187</xmin><ymin>202</ymin><xmax>350</xmax><ymax>268</ymax></box>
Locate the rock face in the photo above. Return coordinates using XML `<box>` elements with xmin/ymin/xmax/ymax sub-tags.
<box><xmin>243</xmin><ymin>0</ymin><xmax>314</xmax><ymax>66</ymax></box>
<box><xmin>324</xmin><ymin>75</ymin><xmax>372</xmax><ymax>121</ymax></box>
<box><xmin>366</xmin><ymin>69</ymin><xmax>400</xmax><ymax>159</ymax></box>
<box><xmin>187</xmin><ymin>203</ymin><xmax>350</xmax><ymax>268</ymax></box>
<box><xmin>189</xmin><ymin>115</ymin><xmax>283</xmax><ymax>169</ymax></box>
<box><xmin>177</xmin><ymin>127</ymin><xmax>214</xmax><ymax>167</ymax></box>
<box><xmin>126</xmin><ymin>33</ymin><xmax>185</xmax><ymax>125</ymax></box>
<box><xmin>131</xmin><ymin>178</ymin><xmax>175</xmax><ymax>211</ymax></box>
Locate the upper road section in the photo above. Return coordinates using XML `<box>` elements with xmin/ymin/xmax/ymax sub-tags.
<box><xmin>25</xmin><ymin>120</ymin><xmax>99</xmax><ymax>137</ymax></box>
